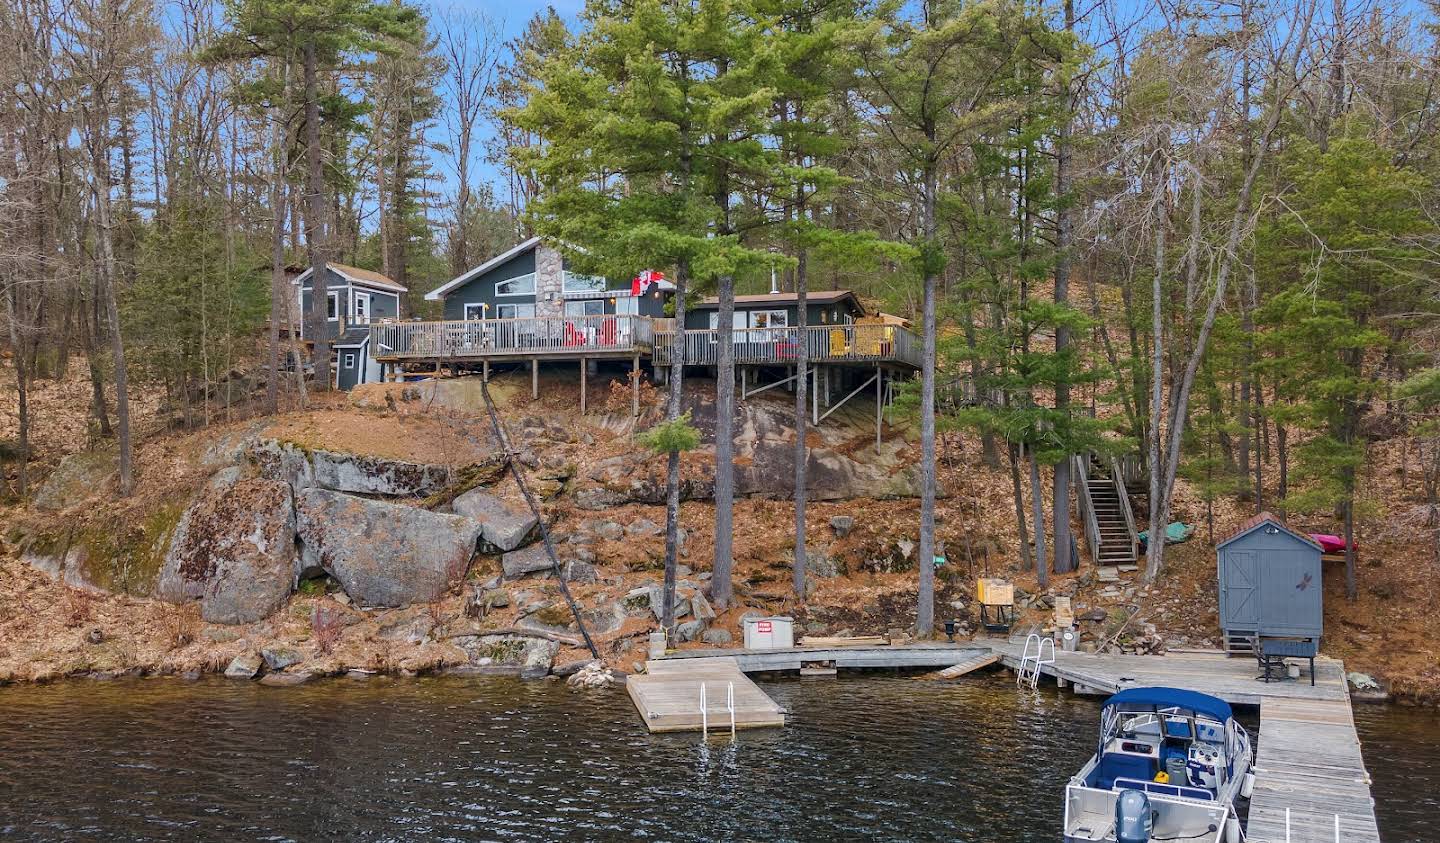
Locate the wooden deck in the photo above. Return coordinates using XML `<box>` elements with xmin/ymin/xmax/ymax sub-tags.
<box><xmin>653</xmin><ymin>642</ymin><xmax>993</xmax><ymax>673</ymax></box>
<box><xmin>369</xmin><ymin>316</ymin><xmax>922</xmax><ymax>369</ymax></box>
<box><xmin>370</xmin><ymin>314</ymin><xmax>654</xmax><ymax>362</ymax></box>
<box><xmin>653</xmin><ymin>323</ymin><xmax>922</xmax><ymax>369</ymax></box>
<box><xmin>625</xmin><ymin>656</ymin><xmax>786</xmax><ymax>733</ymax></box>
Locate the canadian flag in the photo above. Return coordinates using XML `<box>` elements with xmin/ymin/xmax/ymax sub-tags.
<box><xmin>631</xmin><ymin>269</ymin><xmax>666</xmax><ymax>296</ymax></box>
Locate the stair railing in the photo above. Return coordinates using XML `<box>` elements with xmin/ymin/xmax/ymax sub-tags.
<box><xmin>1108</xmin><ymin>455</ymin><xmax>1140</xmax><ymax>562</ymax></box>
<box><xmin>1073</xmin><ymin>454</ymin><xmax>1102</xmax><ymax>565</ymax></box>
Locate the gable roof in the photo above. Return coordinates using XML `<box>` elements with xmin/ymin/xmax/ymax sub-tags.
<box><xmin>689</xmin><ymin>290</ymin><xmax>864</xmax><ymax>312</ymax></box>
<box><xmin>292</xmin><ymin>262</ymin><xmax>406</xmax><ymax>294</ymax></box>
<box><xmin>425</xmin><ymin>237</ymin><xmax>540</xmax><ymax>301</ymax></box>
<box><xmin>1217</xmin><ymin>511</ymin><xmax>1322</xmax><ymax>551</ymax></box>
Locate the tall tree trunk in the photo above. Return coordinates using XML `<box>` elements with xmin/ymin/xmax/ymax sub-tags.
<box><xmin>661</xmin><ymin>258</ymin><xmax>689</xmax><ymax>636</ymax></box>
<box><xmin>90</xmin><ymin>87</ymin><xmax>133</xmax><ymax>496</ymax></box>
<box><xmin>1029</xmin><ymin>446</ymin><xmax>1048</xmax><ymax>584</ymax></box>
<box><xmin>267</xmin><ymin>100</ymin><xmax>286</xmax><ymax>414</ymax></box>
<box><xmin>4</xmin><ymin>286</ymin><xmax>29</xmax><ymax>497</ymax></box>
<box><xmin>1051</xmin><ymin>0</ymin><xmax>1076</xmax><ymax>575</ymax></box>
<box><xmin>916</xmin><ymin>155</ymin><xmax>938</xmax><ymax>636</ymax></box>
<box><xmin>1146</xmin><ymin>191</ymin><xmax>1168</xmax><ymax>581</ymax></box>
<box><xmin>304</xmin><ymin>38</ymin><xmax>331</xmax><ymax>390</ymax></box>
<box><xmin>792</xmin><ymin>232</ymin><xmax>810</xmax><ymax>599</ymax></box>
<box><xmin>1007</xmin><ymin>442</ymin><xmax>1033</xmax><ymax>573</ymax></box>
<box><xmin>713</xmin><ymin>271</ymin><xmax>735</xmax><ymax>608</ymax></box>
<box><xmin>80</xmin><ymin>287</ymin><xmax>111</xmax><ymax>436</ymax></box>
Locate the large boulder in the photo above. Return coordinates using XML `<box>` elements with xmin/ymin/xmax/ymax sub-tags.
<box><xmin>295</xmin><ymin>488</ymin><xmax>481</xmax><ymax>607</ymax></box>
<box><xmin>452</xmin><ymin>489</ymin><xmax>537</xmax><ymax>552</ymax></box>
<box><xmin>248</xmin><ymin>438</ymin><xmax>488</xmax><ymax>498</ymax></box>
<box><xmin>501</xmin><ymin>545</ymin><xmax>555</xmax><ymax>579</ymax></box>
<box><xmin>32</xmin><ymin>450</ymin><xmax>117</xmax><ymax>511</ymax></box>
<box><xmin>156</xmin><ymin>468</ymin><xmax>299</xmax><ymax>624</ymax></box>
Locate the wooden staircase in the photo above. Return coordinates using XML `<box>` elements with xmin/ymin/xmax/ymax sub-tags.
<box><xmin>1075</xmin><ymin>454</ymin><xmax>1139</xmax><ymax>567</ymax></box>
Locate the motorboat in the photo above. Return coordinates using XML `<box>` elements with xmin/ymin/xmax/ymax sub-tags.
<box><xmin>1063</xmin><ymin>687</ymin><xmax>1253</xmax><ymax>843</ymax></box>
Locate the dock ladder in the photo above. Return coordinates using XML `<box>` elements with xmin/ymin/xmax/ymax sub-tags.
<box><xmin>699</xmin><ymin>681</ymin><xmax>736</xmax><ymax>739</ymax></box>
<box><xmin>1017</xmin><ymin>634</ymin><xmax>1056</xmax><ymax>689</ymax></box>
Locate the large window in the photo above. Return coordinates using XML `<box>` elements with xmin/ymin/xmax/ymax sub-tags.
<box><xmin>564</xmin><ymin>300</ymin><xmax>605</xmax><ymax>317</ymax></box>
<box><xmin>562</xmin><ymin>271</ymin><xmax>606</xmax><ymax>293</ymax></box>
<box><xmin>497</xmin><ymin>303</ymin><xmax>535</xmax><ymax>319</ymax></box>
<box><xmin>750</xmin><ymin>309</ymin><xmax>788</xmax><ymax>330</ymax></box>
<box><xmin>495</xmin><ymin>272</ymin><xmax>536</xmax><ymax>296</ymax></box>
<box><xmin>464</xmin><ymin>303</ymin><xmax>486</xmax><ymax>320</ymax></box>
<box><xmin>326</xmin><ymin>291</ymin><xmax>340</xmax><ymax>320</ymax></box>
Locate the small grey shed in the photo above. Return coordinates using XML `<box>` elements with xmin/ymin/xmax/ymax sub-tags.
<box><xmin>1216</xmin><ymin>512</ymin><xmax>1323</xmax><ymax>649</ymax></box>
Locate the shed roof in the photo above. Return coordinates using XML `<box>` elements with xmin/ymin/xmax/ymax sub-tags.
<box><xmin>1217</xmin><ymin>511</ymin><xmax>1322</xmax><ymax>551</ymax></box>
<box><xmin>291</xmin><ymin>262</ymin><xmax>406</xmax><ymax>293</ymax></box>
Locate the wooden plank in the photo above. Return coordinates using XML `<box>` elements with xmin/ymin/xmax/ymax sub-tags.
<box><xmin>924</xmin><ymin>653</ymin><xmax>999</xmax><ymax>680</ymax></box>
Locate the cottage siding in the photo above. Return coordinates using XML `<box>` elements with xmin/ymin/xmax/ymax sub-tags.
<box><xmin>440</xmin><ymin>248</ymin><xmax>537</xmax><ymax>321</ymax></box>
<box><xmin>440</xmin><ymin>242</ymin><xmax>666</xmax><ymax>319</ymax></box>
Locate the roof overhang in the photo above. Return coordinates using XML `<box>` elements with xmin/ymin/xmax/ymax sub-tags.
<box><xmin>291</xmin><ymin>264</ymin><xmax>407</xmax><ymax>294</ymax></box>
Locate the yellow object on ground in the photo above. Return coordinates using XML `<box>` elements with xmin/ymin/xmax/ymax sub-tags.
<box><xmin>1154</xmin><ymin>771</ymin><xmax>1170</xmax><ymax>784</ymax></box>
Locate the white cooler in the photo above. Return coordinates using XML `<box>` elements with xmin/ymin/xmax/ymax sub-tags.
<box><xmin>742</xmin><ymin>616</ymin><xmax>795</xmax><ymax>649</ymax></box>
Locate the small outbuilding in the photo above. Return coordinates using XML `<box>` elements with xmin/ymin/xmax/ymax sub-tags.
<box><xmin>1216</xmin><ymin>512</ymin><xmax>1323</xmax><ymax>650</ymax></box>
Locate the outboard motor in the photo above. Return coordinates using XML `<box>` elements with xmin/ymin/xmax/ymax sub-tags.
<box><xmin>1115</xmin><ymin>789</ymin><xmax>1153</xmax><ymax>843</ymax></box>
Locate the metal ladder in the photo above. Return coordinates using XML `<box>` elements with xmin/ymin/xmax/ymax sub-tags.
<box><xmin>699</xmin><ymin>681</ymin><xmax>736</xmax><ymax>739</ymax></box>
<box><xmin>1017</xmin><ymin>633</ymin><xmax>1056</xmax><ymax>689</ymax></box>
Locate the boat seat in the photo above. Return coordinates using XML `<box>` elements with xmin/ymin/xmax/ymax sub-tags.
<box><xmin>1096</xmin><ymin>753</ymin><xmax>1155</xmax><ymax>790</ymax></box>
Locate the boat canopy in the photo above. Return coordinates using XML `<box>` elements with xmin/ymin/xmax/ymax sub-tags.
<box><xmin>1102</xmin><ymin>687</ymin><xmax>1233</xmax><ymax>723</ymax></box>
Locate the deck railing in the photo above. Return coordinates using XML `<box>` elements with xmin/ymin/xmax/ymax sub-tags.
<box><xmin>370</xmin><ymin>314</ymin><xmax>654</xmax><ymax>360</ymax></box>
<box><xmin>653</xmin><ymin>323</ymin><xmax>922</xmax><ymax>368</ymax></box>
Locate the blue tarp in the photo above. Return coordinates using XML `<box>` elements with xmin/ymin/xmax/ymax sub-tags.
<box><xmin>1103</xmin><ymin>687</ymin><xmax>1233</xmax><ymax>723</ymax></box>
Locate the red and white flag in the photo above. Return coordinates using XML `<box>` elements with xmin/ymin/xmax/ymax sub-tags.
<box><xmin>631</xmin><ymin>269</ymin><xmax>666</xmax><ymax>296</ymax></box>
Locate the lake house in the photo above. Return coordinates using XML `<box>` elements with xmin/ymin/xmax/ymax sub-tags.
<box><xmin>293</xmin><ymin>262</ymin><xmax>405</xmax><ymax>390</ymax></box>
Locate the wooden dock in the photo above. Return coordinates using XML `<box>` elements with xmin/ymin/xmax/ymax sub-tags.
<box><xmin>986</xmin><ymin>639</ymin><xmax>1380</xmax><ymax>842</ymax></box>
<box><xmin>625</xmin><ymin>657</ymin><xmax>786</xmax><ymax>733</ymax></box>
<box><xmin>1247</xmin><ymin>697</ymin><xmax>1379</xmax><ymax>843</ymax></box>
<box><xmin>653</xmin><ymin>642</ymin><xmax>993</xmax><ymax>673</ymax></box>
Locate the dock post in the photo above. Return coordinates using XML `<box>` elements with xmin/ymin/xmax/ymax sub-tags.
<box><xmin>875</xmin><ymin>364</ymin><xmax>882</xmax><ymax>454</ymax></box>
<box><xmin>632</xmin><ymin>353</ymin><xmax>641</xmax><ymax>417</ymax></box>
<box><xmin>531</xmin><ymin>358</ymin><xmax>539</xmax><ymax>400</ymax></box>
<box><xmin>580</xmin><ymin>357</ymin><xmax>587</xmax><ymax>414</ymax></box>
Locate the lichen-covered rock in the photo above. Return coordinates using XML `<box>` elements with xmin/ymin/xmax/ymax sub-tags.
<box><xmin>295</xmin><ymin>488</ymin><xmax>481</xmax><ymax>608</ymax></box>
<box><xmin>224</xmin><ymin>651</ymin><xmax>263</xmax><ymax>679</ymax></box>
<box><xmin>450</xmin><ymin>634</ymin><xmax>559</xmax><ymax>679</ymax></box>
<box><xmin>32</xmin><ymin>450</ymin><xmax>117</xmax><ymax>511</ymax></box>
<box><xmin>452</xmin><ymin>489</ymin><xmax>537</xmax><ymax>552</ymax></box>
<box><xmin>157</xmin><ymin>468</ymin><xmax>299</xmax><ymax>625</ymax></box>
<box><xmin>308</xmin><ymin>448</ymin><xmax>453</xmax><ymax>497</ymax></box>
<box><xmin>501</xmin><ymin>545</ymin><xmax>554</xmax><ymax>579</ymax></box>
<box><xmin>247</xmin><ymin>439</ymin><xmax>315</xmax><ymax>489</ymax></box>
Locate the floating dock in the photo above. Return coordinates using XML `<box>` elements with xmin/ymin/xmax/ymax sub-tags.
<box><xmin>625</xmin><ymin>656</ymin><xmax>786</xmax><ymax>733</ymax></box>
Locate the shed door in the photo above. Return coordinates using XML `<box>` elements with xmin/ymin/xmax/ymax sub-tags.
<box><xmin>1224</xmin><ymin>550</ymin><xmax>1260</xmax><ymax>628</ymax></box>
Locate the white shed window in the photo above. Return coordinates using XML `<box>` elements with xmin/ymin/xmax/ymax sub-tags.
<box><xmin>495</xmin><ymin>272</ymin><xmax>536</xmax><ymax>296</ymax></box>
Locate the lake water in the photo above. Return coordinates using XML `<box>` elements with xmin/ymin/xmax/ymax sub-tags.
<box><xmin>0</xmin><ymin>674</ymin><xmax>1432</xmax><ymax>841</ymax></box>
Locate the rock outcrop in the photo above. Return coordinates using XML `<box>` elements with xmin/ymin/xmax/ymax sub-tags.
<box><xmin>32</xmin><ymin>450</ymin><xmax>117</xmax><ymax>512</ymax></box>
<box><xmin>295</xmin><ymin>488</ymin><xmax>481</xmax><ymax>607</ymax></box>
<box><xmin>156</xmin><ymin>468</ymin><xmax>299</xmax><ymax>624</ymax></box>
<box><xmin>248</xmin><ymin>439</ymin><xmax>465</xmax><ymax>497</ymax></box>
<box><xmin>452</xmin><ymin>489</ymin><xmax>537</xmax><ymax>552</ymax></box>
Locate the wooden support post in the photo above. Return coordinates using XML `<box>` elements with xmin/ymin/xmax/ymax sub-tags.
<box><xmin>811</xmin><ymin>364</ymin><xmax>818</xmax><ymax>425</ymax></box>
<box><xmin>482</xmin><ymin>359</ymin><xmax>489</xmax><ymax>383</ymax></box>
<box><xmin>632</xmin><ymin>353</ymin><xmax>641</xmax><ymax>417</ymax></box>
<box><xmin>876</xmin><ymin>364</ymin><xmax>883</xmax><ymax>455</ymax></box>
<box><xmin>531</xmin><ymin>358</ymin><xmax>539</xmax><ymax>400</ymax></box>
<box><xmin>741</xmin><ymin>367</ymin><xmax>747</xmax><ymax>399</ymax></box>
<box><xmin>580</xmin><ymin>358</ymin><xmax>587</xmax><ymax>414</ymax></box>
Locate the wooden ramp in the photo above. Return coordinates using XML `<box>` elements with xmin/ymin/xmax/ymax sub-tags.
<box><xmin>925</xmin><ymin>652</ymin><xmax>1000</xmax><ymax>680</ymax></box>
<box><xmin>626</xmin><ymin>657</ymin><xmax>786</xmax><ymax>733</ymax></box>
<box><xmin>1246</xmin><ymin>697</ymin><xmax>1380</xmax><ymax>843</ymax></box>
